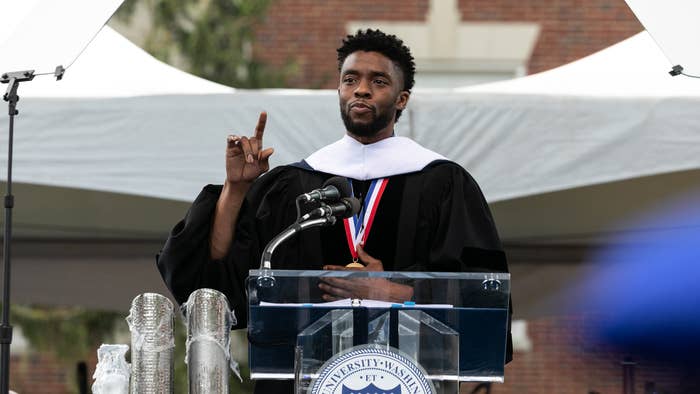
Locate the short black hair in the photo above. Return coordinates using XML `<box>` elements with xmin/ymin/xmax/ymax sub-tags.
<box><xmin>337</xmin><ymin>29</ymin><xmax>416</xmax><ymax>120</ymax></box>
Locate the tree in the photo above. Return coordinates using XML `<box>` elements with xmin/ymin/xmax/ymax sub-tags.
<box><xmin>11</xmin><ymin>305</ymin><xmax>122</xmax><ymax>392</ymax></box>
<box><xmin>112</xmin><ymin>0</ymin><xmax>297</xmax><ymax>88</ymax></box>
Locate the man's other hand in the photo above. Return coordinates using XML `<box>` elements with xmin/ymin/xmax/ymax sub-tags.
<box><xmin>320</xmin><ymin>245</ymin><xmax>413</xmax><ymax>302</ymax></box>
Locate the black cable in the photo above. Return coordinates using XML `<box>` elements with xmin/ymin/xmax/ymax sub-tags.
<box><xmin>681</xmin><ymin>72</ymin><xmax>700</xmax><ymax>79</ymax></box>
<box><xmin>295</xmin><ymin>195</ymin><xmax>303</xmax><ymax>222</ymax></box>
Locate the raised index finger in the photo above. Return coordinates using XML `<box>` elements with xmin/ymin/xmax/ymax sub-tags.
<box><xmin>254</xmin><ymin>111</ymin><xmax>267</xmax><ymax>142</ymax></box>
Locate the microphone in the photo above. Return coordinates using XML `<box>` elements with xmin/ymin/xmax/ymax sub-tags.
<box><xmin>299</xmin><ymin>176</ymin><xmax>351</xmax><ymax>202</ymax></box>
<box><xmin>319</xmin><ymin>197</ymin><xmax>361</xmax><ymax>219</ymax></box>
<box><xmin>258</xmin><ymin>196</ymin><xmax>361</xmax><ymax>287</ymax></box>
<box><xmin>301</xmin><ymin>197</ymin><xmax>361</xmax><ymax>221</ymax></box>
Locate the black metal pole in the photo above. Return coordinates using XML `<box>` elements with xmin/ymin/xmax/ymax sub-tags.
<box><xmin>0</xmin><ymin>70</ymin><xmax>34</xmax><ymax>394</ymax></box>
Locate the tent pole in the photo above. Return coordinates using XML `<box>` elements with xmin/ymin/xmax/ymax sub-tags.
<box><xmin>0</xmin><ymin>70</ymin><xmax>34</xmax><ymax>394</ymax></box>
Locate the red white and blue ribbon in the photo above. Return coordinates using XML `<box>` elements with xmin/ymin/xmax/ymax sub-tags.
<box><xmin>343</xmin><ymin>178</ymin><xmax>389</xmax><ymax>262</ymax></box>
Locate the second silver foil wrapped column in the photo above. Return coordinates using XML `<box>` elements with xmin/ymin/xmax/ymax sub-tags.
<box><xmin>185</xmin><ymin>288</ymin><xmax>235</xmax><ymax>394</ymax></box>
<box><xmin>127</xmin><ymin>293</ymin><xmax>175</xmax><ymax>394</ymax></box>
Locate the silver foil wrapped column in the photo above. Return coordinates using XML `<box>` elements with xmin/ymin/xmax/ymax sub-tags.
<box><xmin>127</xmin><ymin>293</ymin><xmax>175</xmax><ymax>394</ymax></box>
<box><xmin>185</xmin><ymin>288</ymin><xmax>234</xmax><ymax>394</ymax></box>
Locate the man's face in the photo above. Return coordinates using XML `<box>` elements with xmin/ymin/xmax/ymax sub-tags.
<box><xmin>338</xmin><ymin>51</ymin><xmax>409</xmax><ymax>138</ymax></box>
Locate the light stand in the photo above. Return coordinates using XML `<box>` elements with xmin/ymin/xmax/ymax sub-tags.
<box><xmin>0</xmin><ymin>4</ymin><xmax>124</xmax><ymax>393</ymax></box>
<box><xmin>0</xmin><ymin>70</ymin><xmax>34</xmax><ymax>394</ymax></box>
<box><xmin>0</xmin><ymin>66</ymin><xmax>63</xmax><ymax>394</ymax></box>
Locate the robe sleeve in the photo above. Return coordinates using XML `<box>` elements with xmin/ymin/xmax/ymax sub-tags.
<box><xmin>156</xmin><ymin>184</ymin><xmax>251</xmax><ymax>328</ymax></box>
<box><xmin>156</xmin><ymin>167</ymin><xmax>301</xmax><ymax>329</ymax></box>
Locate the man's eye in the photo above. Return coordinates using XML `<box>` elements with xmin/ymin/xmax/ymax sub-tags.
<box><xmin>374</xmin><ymin>79</ymin><xmax>387</xmax><ymax>85</ymax></box>
<box><xmin>343</xmin><ymin>77</ymin><xmax>356</xmax><ymax>84</ymax></box>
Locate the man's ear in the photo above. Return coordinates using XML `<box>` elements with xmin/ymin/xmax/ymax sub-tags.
<box><xmin>396</xmin><ymin>91</ymin><xmax>410</xmax><ymax>110</ymax></box>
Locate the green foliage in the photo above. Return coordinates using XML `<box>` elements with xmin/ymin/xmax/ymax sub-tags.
<box><xmin>11</xmin><ymin>305</ymin><xmax>254</xmax><ymax>393</ymax></box>
<box><xmin>173</xmin><ymin>320</ymin><xmax>188</xmax><ymax>391</ymax></box>
<box><xmin>10</xmin><ymin>305</ymin><xmax>122</xmax><ymax>393</ymax></box>
<box><xmin>229</xmin><ymin>330</ymin><xmax>255</xmax><ymax>393</ymax></box>
<box><xmin>113</xmin><ymin>0</ymin><xmax>297</xmax><ymax>88</ymax></box>
<box><xmin>12</xmin><ymin>305</ymin><xmax>121</xmax><ymax>364</ymax></box>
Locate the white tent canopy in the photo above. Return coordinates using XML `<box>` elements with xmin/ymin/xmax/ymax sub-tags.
<box><xmin>445</xmin><ymin>31</ymin><xmax>700</xmax><ymax>201</ymax></box>
<box><xmin>457</xmin><ymin>30</ymin><xmax>699</xmax><ymax>97</ymax></box>
<box><xmin>444</xmin><ymin>31</ymin><xmax>700</xmax><ymax>242</ymax></box>
<box><xmin>16</xmin><ymin>26</ymin><xmax>234</xmax><ymax>97</ymax></box>
<box><xmin>2</xmin><ymin>26</ymin><xmax>340</xmax><ymax>203</ymax></box>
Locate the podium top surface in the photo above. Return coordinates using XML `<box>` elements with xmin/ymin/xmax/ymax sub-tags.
<box><xmin>249</xmin><ymin>269</ymin><xmax>510</xmax><ymax>280</ymax></box>
<box><xmin>248</xmin><ymin>269</ymin><xmax>510</xmax><ymax>308</ymax></box>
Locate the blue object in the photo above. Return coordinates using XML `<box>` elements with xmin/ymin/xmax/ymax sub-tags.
<box><xmin>574</xmin><ymin>190</ymin><xmax>700</xmax><ymax>364</ymax></box>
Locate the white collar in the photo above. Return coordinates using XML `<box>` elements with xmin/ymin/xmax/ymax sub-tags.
<box><xmin>305</xmin><ymin>134</ymin><xmax>446</xmax><ymax>180</ymax></box>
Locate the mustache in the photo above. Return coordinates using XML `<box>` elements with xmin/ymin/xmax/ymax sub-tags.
<box><xmin>349</xmin><ymin>101</ymin><xmax>376</xmax><ymax>112</ymax></box>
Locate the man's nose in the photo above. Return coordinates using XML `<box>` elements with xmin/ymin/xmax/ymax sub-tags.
<box><xmin>354</xmin><ymin>79</ymin><xmax>371</xmax><ymax>98</ymax></box>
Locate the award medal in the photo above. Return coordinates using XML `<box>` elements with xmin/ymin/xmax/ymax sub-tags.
<box><xmin>343</xmin><ymin>178</ymin><xmax>388</xmax><ymax>267</ymax></box>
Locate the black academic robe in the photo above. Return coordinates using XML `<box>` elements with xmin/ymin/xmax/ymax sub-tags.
<box><xmin>156</xmin><ymin>160</ymin><xmax>512</xmax><ymax>392</ymax></box>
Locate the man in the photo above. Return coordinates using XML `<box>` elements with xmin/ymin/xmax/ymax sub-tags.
<box><xmin>157</xmin><ymin>29</ymin><xmax>511</xmax><ymax>391</ymax></box>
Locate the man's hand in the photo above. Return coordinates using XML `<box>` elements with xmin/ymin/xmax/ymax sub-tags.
<box><xmin>226</xmin><ymin>111</ymin><xmax>274</xmax><ymax>185</ymax></box>
<box><xmin>210</xmin><ymin>112</ymin><xmax>274</xmax><ymax>260</ymax></box>
<box><xmin>319</xmin><ymin>245</ymin><xmax>414</xmax><ymax>302</ymax></box>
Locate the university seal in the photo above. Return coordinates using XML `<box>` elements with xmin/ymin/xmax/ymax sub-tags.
<box><xmin>309</xmin><ymin>345</ymin><xmax>435</xmax><ymax>394</ymax></box>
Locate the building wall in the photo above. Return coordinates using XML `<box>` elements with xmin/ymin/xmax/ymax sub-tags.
<box><xmin>254</xmin><ymin>0</ymin><xmax>429</xmax><ymax>88</ymax></box>
<box><xmin>460</xmin><ymin>315</ymin><xmax>699</xmax><ymax>394</ymax></box>
<box><xmin>10</xmin><ymin>354</ymin><xmax>72</xmax><ymax>394</ymax></box>
<box><xmin>457</xmin><ymin>0</ymin><xmax>643</xmax><ymax>74</ymax></box>
<box><xmin>253</xmin><ymin>0</ymin><xmax>642</xmax><ymax>88</ymax></box>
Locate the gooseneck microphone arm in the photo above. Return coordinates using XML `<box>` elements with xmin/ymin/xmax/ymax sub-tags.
<box><xmin>260</xmin><ymin>196</ymin><xmax>359</xmax><ymax>271</ymax></box>
<box><xmin>259</xmin><ymin>216</ymin><xmax>335</xmax><ymax>271</ymax></box>
<box><xmin>256</xmin><ymin>190</ymin><xmax>359</xmax><ymax>288</ymax></box>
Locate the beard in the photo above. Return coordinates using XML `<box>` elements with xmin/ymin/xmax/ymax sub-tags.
<box><xmin>340</xmin><ymin>102</ymin><xmax>394</xmax><ymax>137</ymax></box>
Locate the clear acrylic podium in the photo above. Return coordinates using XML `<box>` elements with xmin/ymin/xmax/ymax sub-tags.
<box><xmin>247</xmin><ymin>269</ymin><xmax>510</xmax><ymax>393</ymax></box>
